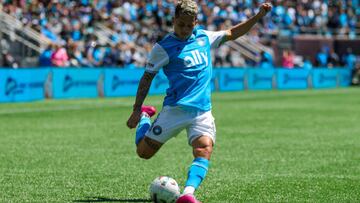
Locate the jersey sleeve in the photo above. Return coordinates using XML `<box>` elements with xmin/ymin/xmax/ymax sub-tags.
<box><xmin>203</xmin><ymin>30</ymin><xmax>227</xmax><ymax>49</ymax></box>
<box><xmin>145</xmin><ymin>43</ymin><xmax>169</xmax><ymax>73</ymax></box>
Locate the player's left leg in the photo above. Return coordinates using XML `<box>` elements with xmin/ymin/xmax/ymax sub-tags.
<box><xmin>177</xmin><ymin>111</ymin><xmax>216</xmax><ymax>203</ymax></box>
<box><xmin>187</xmin><ymin>135</ymin><xmax>213</xmax><ymax>192</ymax></box>
<box><xmin>176</xmin><ymin>136</ymin><xmax>213</xmax><ymax>203</ymax></box>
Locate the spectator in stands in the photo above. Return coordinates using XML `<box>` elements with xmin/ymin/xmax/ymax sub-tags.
<box><xmin>87</xmin><ymin>43</ymin><xmax>106</xmax><ymax>67</ymax></box>
<box><xmin>2</xmin><ymin>0</ymin><xmax>360</xmax><ymax>68</ymax></box>
<box><xmin>328</xmin><ymin>48</ymin><xmax>340</xmax><ymax>67</ymax></box>
<box><xmin>259</xmin><ymin>50</ymin><xmax>274</xmax><ymax>69</ymax></box>
<box><xmin>327</xmin><ymin>7</ymin><xmax>340</xmax><ymax>31</ymax></box>
<box><xmin>120</xmin><ymin>43</ymin><xmax>138</xmax><ymax>69</ymax></box>
<box><xmin>102</xmin><ymin>44</ymin><xmax>120</xmax><ymax>67</ymax></box>
<box><xmin>68</xmin><ymin>41</ymin><xmax>91</xmax><ymax>67</ymax></box>
<box><xmin>214</xmin><ymin>45</ymin><xmax>233</xmax><ymax>67</ymax></box>
<box><xmin>282</xmin><ymin>49</ymin><xmax>295</xmax><ymax>69</ymax></box>
<box><xmin>51</xmin><ymin>43</ymin><xmax>69</xmax><ymax>67</ymax></box>
<box><xmin>41</xmin><ymin>23</ymin><xmax>59</xmax><ymax>43</ymax></box>
<box><xmin>342</xmin><ymin>48</ymin><xmax>357</xmax><ymax>70</ymax></box>
<box><xmin>39</xmin><ymin>45</ymin><xmax>53</xmax><ymax>67</ymax></box>
<box><xmin>352</xmin><ymin>63</ymin><xmax>360</xmax><ymax>85</ymax></box>
<box><xmin>316</xmin><ymin>47</ymin><xmax>329</xmax><ymax>67</ymax></box>
<box><xmin>302</xmin><ymin>56</ymin><xmax>313</xmax><ymax>70</ymax></box>
<box><xmin>1</xmin><ymin>50</ymin><xmax>19</xmax><ymax>68</ymax></box>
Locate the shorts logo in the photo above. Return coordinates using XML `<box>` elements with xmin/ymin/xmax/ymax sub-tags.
<box><xmin>153</xmin><ymin>125</ymin><xmax>162</xmax><ymax>135</ymax></box>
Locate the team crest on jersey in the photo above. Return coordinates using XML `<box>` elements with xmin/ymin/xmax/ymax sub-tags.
<box><xmin>152</xmin><ymin>125</ymin><xmax>162</xmax><ymax>135</ymax></box>
<box><xmin>183</xmin><ymin>50</ymin><xmax>208</xmax><ymax>67</ymax></box>
<box><xmin>197</xmin><ymin>38</ymin><xmax>206</xmax><ymax>46</ymax></box>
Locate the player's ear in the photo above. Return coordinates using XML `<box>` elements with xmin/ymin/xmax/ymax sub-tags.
<box><xmin>194</xmin><ymin>18</ymin><xmax>198</xmax><ymax>25</ymax></box>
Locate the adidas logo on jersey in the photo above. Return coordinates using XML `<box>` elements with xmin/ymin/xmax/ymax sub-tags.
<box><xmin>184</xmin><ymin>50</ymin><xmax>208</xmax><ymax>67</ymax></box>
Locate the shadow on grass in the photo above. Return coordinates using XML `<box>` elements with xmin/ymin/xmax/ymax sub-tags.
<box><xmin>73</xmin><ymin>196</ymin><xmax>152</xmax><ymax>202</ymax></box>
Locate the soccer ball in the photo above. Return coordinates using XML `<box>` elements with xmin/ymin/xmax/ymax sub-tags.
<box><xmin>149</xmin><ymin>176</ymin><xmax>180</xmax><ymax>203</ymax></box>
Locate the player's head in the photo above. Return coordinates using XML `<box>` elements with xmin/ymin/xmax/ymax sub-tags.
<box><xmin>173</xmin><ymin>0</ymin><xmax>198</xmax><ymax>40</ymax></box>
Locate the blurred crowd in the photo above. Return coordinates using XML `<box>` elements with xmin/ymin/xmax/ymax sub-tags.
<box><xmin>0</xmin><ymin>0</ymin><xmax>359</xmax><ymax>79</ymax></box>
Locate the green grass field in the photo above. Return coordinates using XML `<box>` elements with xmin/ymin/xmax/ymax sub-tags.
<box><xmin>1</xmin><ymin>88</ymin><xmax>360</xmax><ymax>202</ymax></box>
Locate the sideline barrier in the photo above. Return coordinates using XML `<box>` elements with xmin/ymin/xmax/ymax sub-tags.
<box><xmin>276</xmin><ymin>69</ymin><xmax>310</xmax><ymax>89</ymax></box>
<box><xmin>247</xmin><ymin>68</ymin><xmax>274</xmax><ymax>90</ymax></box>
<box><xmin>52</xmin><ymin>68</ymin><xmax>102</xmax><ymax>99</ymax></box>
<box><xmin>104</xmin><ymin>69</ymin><xmax>169</xmax><ymax>97</ymax></box>
<box><xmin>312</xmin><ymin>69</ymin><xmax>338</xmax><ymax>89</ymax></box>
<box><xmin>338</xmin><ymin>69</ymin><xmax>352</xmax><ymax>87</ymax></box>
<box><xmin>0</xmin><ymin>69</ymin><xmax>49</xmax><ymax>102</ymax></box>
<box><xmin>0</xmin><ymin>67</ymin><xmax>353</xmax><ymax>103</ymax></box>
<box><xmin>218</xmin><ymin>68</ymin><xmax>246</xmax><ymax>91</ymax></box>
<box><xmin>104</xmin><ymin>68</ymin><xmax>143</xmax><ymax>97</ymax></box>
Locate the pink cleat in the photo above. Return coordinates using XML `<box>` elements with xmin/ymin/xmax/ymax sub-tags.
<box><xmin>141</xmin><ymin>105</ymin><xmax>157</xmax><ymax>117</ymax></box>
<box><xmin>176</xmin><ymin>194</ymin><xmax>202</xmax><ymax>203</ymax></box>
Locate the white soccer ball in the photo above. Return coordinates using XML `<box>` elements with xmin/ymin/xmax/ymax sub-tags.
<box><xmin>149</xmin><ymin>176</ymin><xmax>180</xmax><ymax>203</ymax></box>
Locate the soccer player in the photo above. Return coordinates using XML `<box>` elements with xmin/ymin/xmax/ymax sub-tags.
<box><xmin>126</xmin><ymin>1</ymin><xmax>272</xmax><ymax>202</ymax></box>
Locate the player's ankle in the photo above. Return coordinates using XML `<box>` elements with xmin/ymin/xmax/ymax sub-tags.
<box><xmin>141</xmin><ymin>112</ymin><xmax>150</xmax><ymax>118</ymax></box>
<box><xmin>183</xmin><ymin>186</ymin><xmax>195</xmax><ymax>194</ymax></box>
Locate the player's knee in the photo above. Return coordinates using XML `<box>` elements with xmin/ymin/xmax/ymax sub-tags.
<box><xmin>136</xmin><ymin>147</ymin><xmax>154</xmax><ymax>160</ymax></box>
<box><xmin>192</xmin><ymin>136</ymin><xmax>214</xmax><ymax>159</ymax></box>
<box><xmin>136</xmin><ymin>137</ymin><xmax>162</xmax><ymax>160</ymax></box>
<box><xmin>193</xmin><ymin>145</ymin><xmax>213</xmax><ymax>158</ymax></box>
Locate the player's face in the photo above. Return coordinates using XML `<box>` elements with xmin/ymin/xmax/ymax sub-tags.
<box><xmin>173</xmin><ymin>15</ymin><xmax>197</xmax><ymax>40</ymax></box>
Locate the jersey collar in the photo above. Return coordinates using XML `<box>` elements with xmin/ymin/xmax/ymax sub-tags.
<box><xmin>170</xmin><ymin>32</ymin><xmax>196</xmax><ymax>41</ymax></box>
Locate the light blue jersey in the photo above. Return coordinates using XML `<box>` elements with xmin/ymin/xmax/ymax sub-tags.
<box><xmin>145</xmin><ymin>28</ymin><xmax>226</xmax><ymax>111</ymax></box>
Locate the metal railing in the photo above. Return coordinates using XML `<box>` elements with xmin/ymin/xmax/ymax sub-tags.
<box><xmin>227</xmin><ymin>35</ymin><xmax>274</xmax><ymax>63</ymax></box>
<box><xmin>0</xmin><ymin>9</ymin><xmax>50</xmax><ymax>53</ymax></box>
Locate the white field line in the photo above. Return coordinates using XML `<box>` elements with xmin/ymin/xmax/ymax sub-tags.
<box><xmin>0</xmin><ymin>101</ymin><xmax>162</xmax><ymax>115</ymax></box>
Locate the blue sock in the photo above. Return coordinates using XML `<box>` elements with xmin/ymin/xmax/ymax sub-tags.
<box><xmin>185</xmin><ymin>157</ymin><xmax>209</xmax><ymax>189</ymax></box>
<box><xmin>135</xmin><ymin>115</ymin><xmax>151</xmax><ymax>145</ymax></box>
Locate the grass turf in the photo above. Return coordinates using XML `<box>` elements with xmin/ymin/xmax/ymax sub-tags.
<box><xmin>0</xmin><ymin>88</ymin><xmax>359</xmax><ymax>202</ymax></box>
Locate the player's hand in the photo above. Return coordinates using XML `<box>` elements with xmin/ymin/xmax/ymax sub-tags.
<box><xmin>127</xmin><ymin>110</ymin><xmax>142</xmax><ymax>129</ymax></box>
<box><xmin>258</xmin><ymin>3</ymin><xmax>272</xmax><ymax>18</ymax></box>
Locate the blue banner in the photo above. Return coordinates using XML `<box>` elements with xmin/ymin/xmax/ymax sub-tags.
<box><xmin>337</xmin><ymin>68</ymin><xmax>352</xmax><ymax>87</ymax></box>
<box><xmin>0</xmin><ymin>69</ymin><xmax>49</xmax><ymax>102</ymax></box>
<box><xmin>0</xmin><ymin>67</ymin><xmax>354</xmax><ymax>103</ymax></box>
<box><xmin>312</xmin><ymin>68</ymin><xmax>338</xmax><ymax>88</ymax></box>
<box><xmin>218</xmin><ymin>68</ymin><xmax>246</xmax><ymax>91</ymax></box>
<box><xmin>104</xmin><ymin>69</ymin><xmax>169</xmax><ymax>97</ymax></box>
<box><xmin>247</xmin><ymin>69</ymin><xmax>274</xmax><ymax>90</ymax></box>
<box><xmin>276</xmin><ymin>69</ymin><xmax>310</xmax><ymax>89</ymax></box>
<box><xmin>104</xmin><ymin>69</ymin><xmax>143</xmax><ymax>97</ymax></box>
<box><xmin>52</xmin><ymin>68</ymin><xmax>102</xmax><ymax>99</ymax></box>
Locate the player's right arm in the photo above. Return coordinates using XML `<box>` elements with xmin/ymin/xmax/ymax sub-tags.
<box><xmin>126</xmin><ymin>43</ymin><xmax>169</xmax><ymax>129</ymax></box>
<box><xmin>127</xmin><ymin>72</ymin><xmax>156</xmax><ymax>128</ymax></box>
<box><xmin>222</xmin><ymin>3</ymin><xmax>272</xmax><ymax>43</ymax></box>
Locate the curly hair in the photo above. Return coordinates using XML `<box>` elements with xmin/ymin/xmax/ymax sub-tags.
<box><xmin>175</xmin><ymin>0</ymin><xmax>198</xmax><ymax>18</ymax></box>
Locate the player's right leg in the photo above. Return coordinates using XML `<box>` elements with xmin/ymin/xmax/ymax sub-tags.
<box><xmin>135</xmin><ymin>105</ymin><xmax>162</xmax><ymax>159</ymax></box>
<box><xmin>136</xmin><ymin>106</ymin><xmax>186</xmax><ymax>160</ymax></box>
<box><xmin>136</xmin><ymin>137</ymin><xmax>163</xmax><ymax>160</ymax></box>
<box><xmin>177</xmin><ymin>111</ymin><xmax>216</xmax><ymax>203</ymax></box>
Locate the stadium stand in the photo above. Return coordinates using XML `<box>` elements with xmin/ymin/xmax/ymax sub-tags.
<box><xmin>0</xmin><ymin>0</ymin><xmax>359</xmax><ymax>75</ymax></box>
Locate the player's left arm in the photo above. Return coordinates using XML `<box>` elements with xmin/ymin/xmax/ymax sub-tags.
<box><xmin>222</xmin><ymin>3</ymin><xmax>272</xmax><ymax>43</ymax></box>
<box><xmin>126</xmin><ymin>72</ymin><xmax>156</xmax><ymax>129</ymax></box>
